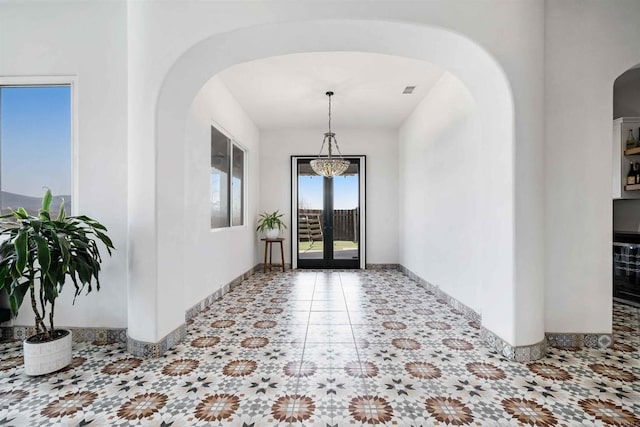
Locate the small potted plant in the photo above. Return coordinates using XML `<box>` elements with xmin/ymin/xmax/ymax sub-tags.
<box><xmin>256</xmin><ymin>210</ymin><xmax>287</xmax><ymax>239</ymax></box>
<box><xmin>0</xmin><ymin>189</ymin><xmax>114</xmax><ymax>375</ymax></box>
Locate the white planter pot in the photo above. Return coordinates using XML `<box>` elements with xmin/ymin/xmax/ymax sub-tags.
<box><xmin>265</xmin><ymin>228</ymin><xmax>280</xmax><ymax>239</ymax></box>
<box><xmin>23</xmin><ymin>329</ymin><xmax>72</xmax><ymax>376</ymax></box>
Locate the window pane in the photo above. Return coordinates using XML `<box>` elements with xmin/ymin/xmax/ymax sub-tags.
<box><xmin>298</xmin><ymin>162</ymin><xmax>324</xmax><ymax>260</ymax></box>
<box><xmin>333</xmin><ymin>163</ymin><xmax>359</xmax><ymax>260</ymax></box>
<box><xmin>0</xmin><ymin>86</ymin><xmax>72</xmax><ymax>217</ymax></box>
<box><xmin>232</xmin><ymin>145</ymin><xmax>244</xmax><ymax>226</ymax></box>
<box><xmin>211</xmin><ymin>126</ymin><xmax>230</xmax><ymax>228</ymax></box>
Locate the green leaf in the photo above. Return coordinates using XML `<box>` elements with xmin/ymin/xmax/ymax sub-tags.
<box><xmin>30</xmin><ymin>219</ymin><xmax>42</xmax><ymax>233</ymax></box>
<box><xmin>33</xmin><ymin>235</ymin><xmax>51</xmax><ymax>277</ymax></box>
<box><xmin>68</xmin><ymin>264</ymin><xmax>80</xmax><ymax>292</ymax></box>
<box><xmin>56</xmin><ymin>234</ymin><xmax>70</xmax><ymax>266</ymax></box>
<box><xmin>71</xmin><ymin>239</ymin><xmax>89</xmax><ymax>249</ymax></box>
<box><xmin>46</xmin><ymin>259</ymin><xmax>61</xmax><ymax>281</ymax></box>
<box><xmin>76</xmin><ymin>215</ymin><xmax>107</xmax><ymax>231</ymax></box>
<box><xmin>57</xmin><ymin>221</ymin><xmax>80</xmax><ymax>232</ymax></box>
<box><xmin>0</xmin><ymin>264</ymin><xmax>9</xmax><ymax>291</ymax></box>
<box><xmin>43</xmin><ymin>277</ymin><xmax>58</xmax><ymax>303</ymax></box>
<box><xmin>15</xmin><ymin>208</ymin><xmax>28</xmax><ymax>219</ymax></box>
<box><xmin>9</xmin><ymin>259</ymin><xmax>21</xmax><ymax>280</ymax></box>
<box><xmin>8</xmin><ymin>281</ymin><xmax>30</xmax><ymax>316</ymax></box>
<box><xmin>95</xmin><ymin>230</ymin><xmax>114</xmax><ymax>252</ymax></box>
<box><xmin>41</xmin><ymin>189</ymin><xmax>53</xmax><ymax>213</ymax></box>
<box><xmin>13</xmin><ymin>231</ymin><xmax>28</xmax><ymax>274</ymax></box>
<box><xmin>56</xmin><ymin>199</ymin><xmax>66</xmax><ymax>221</ymax></box>
<box><xmin>76</xmin><ymin>257</ymin><xmax>92</xmax><ymax>285</ymax></box>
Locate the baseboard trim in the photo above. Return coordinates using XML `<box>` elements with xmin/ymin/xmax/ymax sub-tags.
<box><xmin>398</xmin><ymin>264</ymin><xmax>617</xmax><ymax>358</ymax></box>
<box><xmin>0</xmin><ymin>327</ymin><xmax>12</xmax><ymax>341</ymax></box>
<box><xmin>127</xmin><ymin>264</ymin><xmax>262</xmax><ymax>358</ymax></box>
<box><xmin>127</xmin><ymin>323</ymin><xmax>187</xmax><ymax>358</ymax></box>
<box><xmin>546</xmin><ymin>332</ymin><xmax>613</xmax><ymax>349</ymax></box>
<box><xmin>481</xmin><ymin>327</ymin><xmax>547</xmax><ymax>362</ymax></box>
<box><xmin>185</xmin><ymin>264</ymin><xmax>262</xmax><ymax>322</ymax></box>
<box><xmin>0</xmin><ymin>326</ymin><xmax>127</xmax><ymax>344</ymax></box>
<box><xmin>399</xmin><ymin>265</ymin><xmax>481</xmax><ymax>323</ymax></box>
<box><xmin>398</xmin><ymin>264</ymin><xmax>546</xmax><ymax>361</ymax></box>
<box><xmin>255</xmin><ymin>263</ymin><xmax>293</xmax><ymax>272</ymax></box>
<box><xmin>366</xmin><ymin>263</ymin><xmax>401</xmax><ymax>270</ymax></box>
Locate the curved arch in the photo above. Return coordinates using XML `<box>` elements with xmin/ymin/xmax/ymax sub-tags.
<box><xmin>613</xmin><ymin>61</ymin><xmax>640</xmax><ymax>82</ymax></box>
<box><xmin>613</xmin><ymin>63</ymin><xmax>640</xmax><ymax>118</ymax></box>
<box><xmin>134</xmin><ymin>19</ymin><xmax>531</xmax><ymax>354</ymax></box>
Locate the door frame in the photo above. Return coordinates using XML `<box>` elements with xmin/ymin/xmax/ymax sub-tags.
<box><xmin>291</xmin><ymin>155</ymin><xmax>366</xmax><ymax>269</ymax></box>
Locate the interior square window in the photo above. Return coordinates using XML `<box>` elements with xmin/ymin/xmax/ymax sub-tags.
<box><xmin>211</xmin><ymin>125</ymin><xmax>245</xmax><ymax>229</ymax></box>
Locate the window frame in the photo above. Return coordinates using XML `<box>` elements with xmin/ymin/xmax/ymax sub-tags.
<box><xmin>0</xmin><ymin>76</ymin><xmax>77</xmax><ymax>215</ymax></box>
<box><xmin>209</xmin><ymin>121</ymin><xmax>247</xmax><ymax>231</ymax></box>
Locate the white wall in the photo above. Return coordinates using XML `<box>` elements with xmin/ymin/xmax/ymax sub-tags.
<box><xmin>545</xmin><ymin>0</ymin><xmax>640</xmax><ymax>334</ymax></box>
<box><xmin>184</xmin><ymin>77</ymin><xmax>260</xmax><ymax>309</ymax></box>
<box><xmin>399</xmin><ymin>73</ymin><xmax>481</xmax><ymax>312</ymax></box>
<box><xmin>0</xmin><ymin>2</ymin><xmax>128</xmax><ymax>329</ymax></box>
<box><xmin>260</xmin><ymin>129</ymin><xmax>398</xmax><ymax>265</ymax></box>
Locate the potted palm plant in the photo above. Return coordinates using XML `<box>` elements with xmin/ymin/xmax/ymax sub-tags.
<box><xmin>0</xmin><ymin>189</ymin><xmax>114</xmax><ymax>375</ymax></box>
<box><xmin>256</xmin><ymin>210</ymin><xmax>287</xmax><ymax>239</ymax></box>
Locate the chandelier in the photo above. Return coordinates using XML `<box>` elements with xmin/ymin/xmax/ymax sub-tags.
<box><xmin>310</xmin><ymin>91</ymin><xmax>350</xmax><ymax>177</ymax></box>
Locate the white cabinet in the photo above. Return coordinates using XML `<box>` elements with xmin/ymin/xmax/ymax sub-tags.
<box><xmin>613</xmin><ymin>117</ymin><xmax>640</xmax><ymax>199</ymax></box>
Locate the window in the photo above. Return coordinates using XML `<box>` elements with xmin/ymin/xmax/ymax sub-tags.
<box><xmin>210</xmin><ymin>127</ymin><xmax>230</xmax><ymax>228</ymax></box>
<box><xmin>0</xmin><ymin>85</ymin><xmax>72</xmax><ymax>218</ymax></box>
<box><xmin>211</xmin><ymin>125</ymin><xmax>245</xmax><ymax>229</ymax></box>
<box><xmin>231</xmin><ymin>145</ymin><xmax>244</xmax><ymax>226</ymax></box>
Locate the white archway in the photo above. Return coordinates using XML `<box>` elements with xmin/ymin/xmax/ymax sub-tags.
<box><xmin>129</xmin><ymin>19</ymin><xmax>541</xmax><ymax>356</ymax></box>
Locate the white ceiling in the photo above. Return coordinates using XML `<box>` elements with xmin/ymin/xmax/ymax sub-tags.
<box><xmin>218</xmin><ymin>52</ymin><xmax>445</xmax><ymax>130</ymax></box>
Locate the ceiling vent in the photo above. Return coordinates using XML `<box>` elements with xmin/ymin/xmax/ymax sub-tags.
<box><xmin>402</xmin><ymin>86</ymin><xmax>416</xmax><ymax>94</ymax></box>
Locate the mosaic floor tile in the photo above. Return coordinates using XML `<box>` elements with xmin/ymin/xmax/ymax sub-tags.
<box><xmin>1</xmin><ymin>269</ymin><xmax>639</xmax><ymax>426</ymax></box>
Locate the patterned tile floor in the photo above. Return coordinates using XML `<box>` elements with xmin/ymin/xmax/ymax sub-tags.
<box><xmin>1</xmin><ymin>270</ymin><xmax>639</xmax><ymax>426</ymax></box>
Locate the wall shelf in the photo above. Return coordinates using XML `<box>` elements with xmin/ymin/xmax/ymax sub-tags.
<box><xmin>613</xmin><ymin>117</ymin><xmax>640</xmax><ymax>199</ymax></box>
<box><xmin>624</xmin><ymin>147</ymin><xmax>640</xmax><ymax>156</ymax></box>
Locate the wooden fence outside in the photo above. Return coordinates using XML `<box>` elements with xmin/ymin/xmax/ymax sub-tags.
<box><xmin>298</xmin><ymin>208</ymin><xmax>358</xmax><ymax>242</ymax></box>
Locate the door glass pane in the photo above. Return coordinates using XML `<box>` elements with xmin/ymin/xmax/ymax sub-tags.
<box><xmin>298</xmin><ymin>162</ymin><xmax>324</xmax><ymax>260</ymax></box>
<box><xmin>211</xmin><ymin>126</ymin><xmax>230</xmax><ymax>228</ymax></box>
<box><xmin>0</xmin><ymin>86</ymin><xmax>72</xmax><ymax>217</ymax></box>
<box><xmin>332</xmin><ymin>163</ymin><xmax>359</xmax><ymax>260</ymax></box>
<box><xmin>231</xmin><ymin>145</ymin><xmax>244</xmax><ymax>226</ymax></box>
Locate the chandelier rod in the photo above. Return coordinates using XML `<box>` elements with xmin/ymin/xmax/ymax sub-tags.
<box><xmin>324</xmin><ymin>91</ymin><xmax>345</xmax><ymax>159</ymax></box>
<box><xmin>317</xmin><ymin>134</ymin><xmax>328</xmax><ymax>157</ymax></box>
<box><xmin>327</xmin><ymin>91</ymin><xmax>333</xmax><ymax>135</ymax></box>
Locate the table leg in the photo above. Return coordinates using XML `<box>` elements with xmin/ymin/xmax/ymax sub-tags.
<box><xmin>269</xmin><ymin>242</ymin><xmax>273</xmax><ymax>271</ymax></box>
<box><xmin>263</xmin><ymin>241</ymin><xmax>268</xmax><ymax>273</ymax></box>
<box><xmin>279</xmin><ymin>241</ymin><xmax>285</xmax><ymax>272</ymax></box>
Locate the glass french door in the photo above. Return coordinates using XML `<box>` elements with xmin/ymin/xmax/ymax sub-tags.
<box><xmin>291</xmin><ymin>156</ymin><xmax>366</xmax><ymax>269</ymax></box>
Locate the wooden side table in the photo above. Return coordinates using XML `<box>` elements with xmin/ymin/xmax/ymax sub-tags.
<box><xmin>261</xmin><ymin>238</ymin><xmax>286</xmax><ymax>273</ymax></box>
